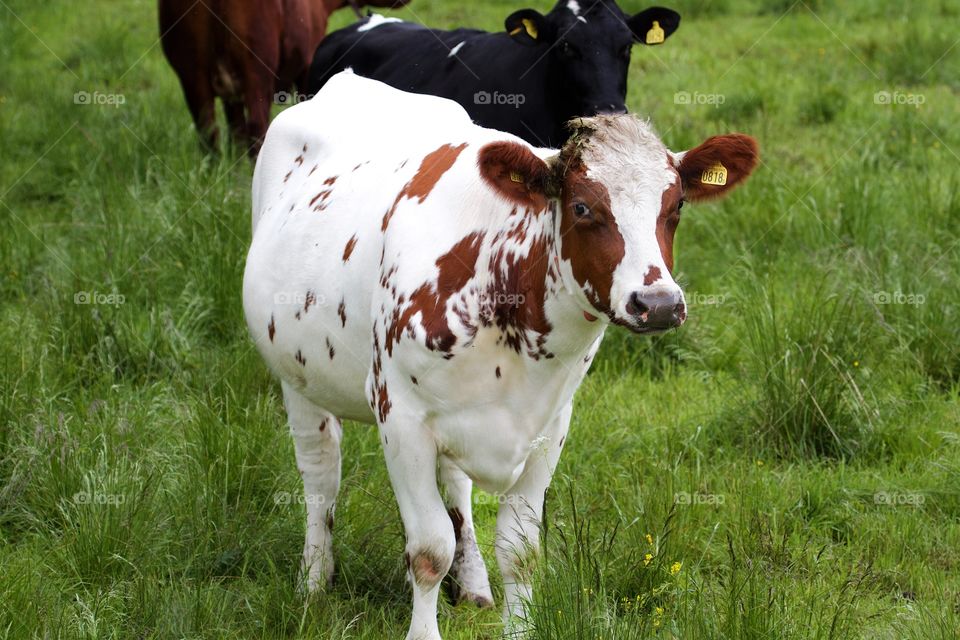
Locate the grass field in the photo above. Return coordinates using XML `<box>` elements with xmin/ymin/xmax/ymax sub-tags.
<box><xmin>2</xmin><ymin>0</ymin><xmax>959</xmax><ymax>638</ymax></box>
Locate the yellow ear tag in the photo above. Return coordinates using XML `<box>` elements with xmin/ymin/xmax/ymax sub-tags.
<box><xmin>522</xmin><ymin>18</ymin><xmax>538</xmax><ymax>39</ymax></box>
<box><xmin>646</xmin><ymin>20</ymin><xmax>665</xmax><ymax>45</ymax></box>
<box><xmin>701</xmin><ymin>162</ymin><xmax>728</xmax><ymax>186</ymax></box>
<box><xmin>510</xmin><ymin>171</ymin><xmax>524</xmax><ymax>183</ymax></box>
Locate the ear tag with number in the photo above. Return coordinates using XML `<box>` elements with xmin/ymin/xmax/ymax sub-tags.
<box><xmin>522</xmin><ymin>18</ymin><xmax>538</xmax><ymax>39</ymax></box>
<box><xmin>700</xmin><ymin>162</ymin><xmax>728</xmax><ymax>186</ymax></box>
<box><xmin>510</xmin><ymin>172</ymin><xmax>524</xmax><ymax>183</ymax></box>
<box><xmin>646</xmin><ymin>20</ymin><xmax>665</xmax><ymax>45</ymax></box>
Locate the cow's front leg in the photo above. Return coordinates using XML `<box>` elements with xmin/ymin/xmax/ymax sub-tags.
<box><xmin>282</xmin><ymin>382</ymin><xmax>342</xmax><ymax>594</ymax></box>
<box><xmin>381</xmin><ymin>414</ymin><xmax>455</xmax><ymax>640</ymax></box>
<box><xmin>496</xmin><ymin>402</ymin><xmax>572</xmax><ymax>634</ymax></box>
<box><xmin>440</xmin><ymin>457</ymin><xmax>494</xmax><ymax>608</ymax></box>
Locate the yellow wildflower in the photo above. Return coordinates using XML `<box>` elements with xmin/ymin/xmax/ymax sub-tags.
<box><xmin>670</xmin><ymin>561</ymin><xmax>682</xmax><ymax>575</ymax></box>
<box><xmin>644</xmin><ymin>553</ymin><xmax>653</xmax><ymax>566</ymax></box>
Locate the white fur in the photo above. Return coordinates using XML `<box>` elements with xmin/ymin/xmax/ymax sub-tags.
<box><xmin>357</xmin><ymin>14</ymin><xmax>403</xmax><ymax>32</ymax></box>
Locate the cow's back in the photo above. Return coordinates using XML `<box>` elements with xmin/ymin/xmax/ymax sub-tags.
<box><xmin>244</xmin><ymin>73</ymin><xmax>483</xmax><ymax>421</ymax></box>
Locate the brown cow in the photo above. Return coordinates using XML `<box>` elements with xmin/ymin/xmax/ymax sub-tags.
<box><xmin>159</xmin><ymin>0</ymin><xmax>409</xmax><ymax>155</ymax></box>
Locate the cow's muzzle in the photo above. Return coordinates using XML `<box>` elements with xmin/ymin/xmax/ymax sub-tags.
<box><xmin>625</xmin><ymin>288</ymin><xmax>686</xmax><ymax>332</ymax></box>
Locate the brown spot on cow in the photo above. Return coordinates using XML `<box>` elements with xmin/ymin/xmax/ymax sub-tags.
<box><xmin>309</xmin><ymin>164</ymin><xmax>318</xmax><ymax>176</ymax></box>
<box><xmin>319</xmin><ymin>420</ymin><xmax>326</xmax><ymax>432</ymax></box>
<box><xmin>295</xmin><ymin>349</ymin><xmax>306</xmax><ymax>366</ymax></box>
<box><xmin>407</xmin><ymin>549</ymin><xmax>448</xmax><ymax>588</ymax></box>
<box><xmin>325</xmin><ymin>337</ymin><xmax>335</xmax><ymax>360</ymax></box>
<box><xmin>448</xmin><ymin>508</ymin><xmax>465</xmax><ymax>542</ymax></box>
<box><xmin>495</xmin><ymin>366</ymin><xmax>501</xmax><ymax>379</ymax></box>
<box><xmin>557</xmin><ymin>159</ymin><xmax>624</xmax><ymax>315</ymax></box>
<box><xmin>325</xmin><ymin>510</ymin><xmax>334</xmax><ymax>532</ymax></box>
<box><xmin>294</xmin><ymin>154</ymin><xmax>304</xmax><ymax>166</ymax></box>
<box><xmin>342</xmin><ymin>234</ymin><xmax>358</xmax><ymax>262</ymax></box>
<box><xmin>410</xmin><ymin>375</ymin><xmax>418</xmax><ymax>385</ymax></box>
<box><xmin>643</xmin><ymin>265</ymin><xmax>662</xmax><ymax>286</ymax></box>
<box><xmin>267</xmin><ymin>315</ymin><xmax>276</xmax><ymax>342</ymax></box>
<box><xmin>338</xmin><ymin>299</ymin><xmax>347</xmax><ymax>327</ymax></box>
<box><xmin>655</xmin><ymin>180</ymin><xmax>682</xmax><ymax>272</ymax></box>
<box><xmin>385</xmin><ymin>232</ymin><xmax>483</xmax><ymax>356</ymax></box>
<box><xmin>284</xmin><ymin>170</ymin><xmax>292</xmax><ymax>183</ymax></box>
<box><xmin>304</xmin><ymin>290</ymin><xmax>316</xmax><ymax>313</ymax></box>
<box><xmin>382</xmin><ymin>143</ymin><xmax>468</xmax><ymax>231</ymax></box>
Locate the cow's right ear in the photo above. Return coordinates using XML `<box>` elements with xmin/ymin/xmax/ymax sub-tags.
<box><xmin>478</xmin><ymin>141</ymin><xmax>555</xmax><ymax>209</ymax></box>
<box><xmin>505</xmin><ymin>9</ymin><xmax>552</xmax><ymax>46</ymax></box>
<box><xmin>628</xmin><ymin>7</ymin><xmax>681</xmax><ymax>45</ymax></box>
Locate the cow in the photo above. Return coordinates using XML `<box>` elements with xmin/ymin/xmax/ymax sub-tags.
<box><xmin>306</xmin><ymin>1</ymin><xmax>681</xmax><ymax>148</ymax></box>
<box><xmin>158</xmin><ymin>0</ymin><xmax>409</xmax><ymax>154</ymax></box>
<box><xmin>242</xmin><ymin>72</ymin><xmax>757</xmax><ymax>639</ymax></box>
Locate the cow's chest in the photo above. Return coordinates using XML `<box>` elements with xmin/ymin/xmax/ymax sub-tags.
<box><xmin>382</xmin><ymin>326</ymin><xmax>601</xmax><ymax>492</ymax></box>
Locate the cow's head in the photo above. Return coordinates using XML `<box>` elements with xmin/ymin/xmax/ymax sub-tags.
<box><xmin>478</xmin><ymin>115</ymin><xmax>758</xmax><ymax>333</ymax></box>
<box><xmin>505</xmin><ymin>1</ymin><xmax>679</xmax><ymax>119</ymax></box>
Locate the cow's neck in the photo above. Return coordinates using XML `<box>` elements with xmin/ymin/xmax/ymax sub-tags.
<box><xmin>483</xmin><ymin>201</ymin><xmax>605</xmax><ymax>361</ymax></box>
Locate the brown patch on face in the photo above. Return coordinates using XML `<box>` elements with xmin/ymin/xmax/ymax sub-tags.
<box><xmin>385</xmin><ymin>232</ymin><xmax>483</xmax><ymax>356</ymax></box>
<box><xmin>342</xmin><ymin>234</ymin><xmax>358</xmax><ymax>262</ymax></box>
<box><xmin>295</xmin><ymin>349</ymin><xmax>306</xmax><ymax>366</ymax></box>
<box><xmin>267</xmin><ymin>315</ymin><xmax>276</xmax><ymax>342</ymax></box>
<box><xmin>477</xmin><ymin>141</ymin><xmax>550</xmax><ymax>211</ymax></box>
<box><xmin>583</xmin><ymin>311</ymin><xmax>598</xmax><ymax>322</ymax></box>
<box><xmin>656</xmin><ymin>178</ymin><xmax>682</xmax><ymax>272</ymax></box>
<box><xmin>558</xmin><ymin>161</ymin><xmax>624</xmax><ymax>315</ymax></box>
<box><xmin>337</xmin><ymin>299</ymin><xmax>347</xmax><ymax>327</ymax></box>
<box><xmin>382</xmin><ymin>143</ymin><xmax>468</xmax><ymax>231</ymax></box>
<box><xmin>644</xmin><ymin>265</ymin><xmax>662</xmax><ymax>286</ymax></box>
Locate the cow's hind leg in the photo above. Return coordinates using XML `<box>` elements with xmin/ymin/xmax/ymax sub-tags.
<box><xmin>496</xmin><ymin>402</ymin><xmax>572</xmax><ymax>633</ymax></box>
<box><xmin>439</xmin><ymin>458</ymin><xmax>493</xmax><ymax>608</ymax></box>
<box><xmin>282</xmin><ymin>381</ymin><xmax>342</xmax><ymax>593</ymax></box>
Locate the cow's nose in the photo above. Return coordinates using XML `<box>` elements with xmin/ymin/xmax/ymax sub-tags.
<box><xmin>589</xmin><ymin>103</ymin><xmax>628</xmax><ymax>115</ymax></box>
<box><xmin>626</xmin><ymin>289</ymin><xmax>686</xmax><ymax>330</ymax></box>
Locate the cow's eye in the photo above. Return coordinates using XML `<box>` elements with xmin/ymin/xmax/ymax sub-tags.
<box><xmin>573</xmin><ymin>202</ymin><xmax>591</xmax><ymax>218</ymax></box>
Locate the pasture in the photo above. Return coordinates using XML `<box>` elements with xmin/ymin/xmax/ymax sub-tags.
<box><xmin>1</xmin><ymin>0</ymin><xmax>959</xmax><ymax>638</ymax></box>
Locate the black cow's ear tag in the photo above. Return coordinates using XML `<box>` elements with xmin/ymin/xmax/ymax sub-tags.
<box><xmin>510</xmin><ymin>18</ymin><xmax>538</xmax><ymax>40</ymax></box>
<box><xmin>646</xmin><ymin>20</ymin><xmax>665</xmax><ymax>45</ymax></box>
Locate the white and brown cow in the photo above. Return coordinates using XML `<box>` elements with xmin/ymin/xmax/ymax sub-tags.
<box><xmin>243</xmin><ymin>71</ymin><xmax>757</xmax><ymax>639</ymax></box>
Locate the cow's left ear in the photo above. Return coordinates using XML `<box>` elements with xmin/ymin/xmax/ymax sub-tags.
<box><xmin>478</xmin><ymin>141</ymin><xmax>556</xmax><ymax>209</ymax></box>
<box><xmin>673</xmin><ymin>134</ymin><xmax>759</xmax><ymax>202</ymax></box>
<box><xmin>505</xmin><ymin>9</ymin><xmax>553</xmax><ymax>46</ymax></box>
<box><xmin>628</xmin><ymin>7</ymin><xmax>681</xmax><ymax>45</ymax></box>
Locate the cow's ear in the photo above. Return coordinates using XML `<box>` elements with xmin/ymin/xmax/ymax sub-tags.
<box><xmin>505</xmin><ymin>9</ymin><xmax>552</xmax><ymax>46</ymax></box>
<box><xmin>628</xmin><ymin>7</ymin><xmax>681</xmax><ymax>45</ymax></box>
<box><xmin>478</xmin><ymin>141</ymin><xmax>556</xmax><ymax>209</ymax></box>
<box><xmin>673</xmin><ymin>134</ymin><xmax>759</xmax><ymax>202</ymax></box>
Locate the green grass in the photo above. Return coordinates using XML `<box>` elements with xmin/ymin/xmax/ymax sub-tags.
<box><xmin>2</xmin><ymin>0</ymin><xmax>959</xmax><ymax>637</ymax></box>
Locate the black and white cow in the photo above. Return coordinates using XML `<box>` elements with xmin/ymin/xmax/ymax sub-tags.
<box><xmin>244</xmin><ymin>72</ymin><xmax>758</xmax><ymax>639</ymax></box>
<box><xmin>306</xmin><ymin>1</ymin><xmax>680</xmax><ymax>147</ymax></box>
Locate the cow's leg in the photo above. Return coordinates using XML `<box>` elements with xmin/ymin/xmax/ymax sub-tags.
<box><xmin>177</xmin><ymin>74</ymin><xmax>218</xmax><ymax>151</ymax></box>
<box><xmin>223</xmin><ymin>98</ymin><xmax>247</xmax><ymax>151</ymax></box>
<box><xmin>381</xmin><ymin>416</ymin><xmax>455</xmax><ymax>640</ymax></box>
<box><xmin>242</xmin><ymin>73</ymin><xmax>273</xmax><ymax>157</ymax></box>
<box><xmin>282</xmin><ymin>381</ymin><xmax>342</xmax><ymax>593</ymax></box>
<box><xmin>496</xmin><ymin>402</ymin><xmax>572</xmax><ymax>632</ymax></box>
<box><xmin>439</xmin><ymin>457</ymin><xmax>494</xmax><ymax>608</ymax></box>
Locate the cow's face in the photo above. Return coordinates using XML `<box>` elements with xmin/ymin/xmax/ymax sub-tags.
<box><xmin>478</xmin><ymin>116</ymin><xmax>758</xmax><ymax>334</ymax></box>
<box><xmin>505</xmin><ymin>2</ymin><xmax>680</xmax><ymax>118</ymax></box>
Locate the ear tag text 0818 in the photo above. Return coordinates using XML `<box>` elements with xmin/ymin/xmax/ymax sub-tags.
<box><xmin>700</xmin><ymin>162</ymin><xmax>728</xmax><ymax>186</ymax></box>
